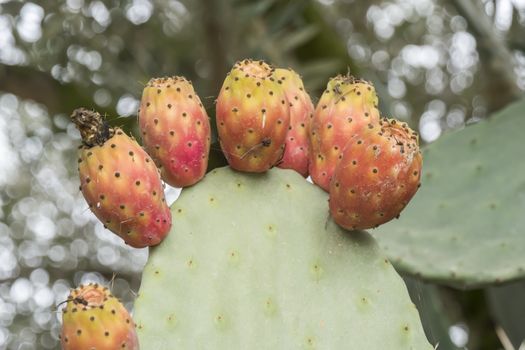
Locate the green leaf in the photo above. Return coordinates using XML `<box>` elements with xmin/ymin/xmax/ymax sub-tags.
<box><xmin>236</xmin><ymin>0</ymin><xmax>277</xmax><ymax>22</ymax></box>
<box><xmin>277</xmin><ymin>25</ymin><xmax>320</xmax><ymax>53</ymax></box>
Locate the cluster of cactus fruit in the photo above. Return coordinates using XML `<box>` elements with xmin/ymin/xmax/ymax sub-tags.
<box><xmin>62</xmin><ymin>59</ymin><xmax>422</xmax><ymax>349</ymax></box>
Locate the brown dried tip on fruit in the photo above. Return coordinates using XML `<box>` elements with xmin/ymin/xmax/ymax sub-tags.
<box><xmin>71</xmin><ymin>108</ymin><xmax>114</xmax><ymax>147</ymax></box>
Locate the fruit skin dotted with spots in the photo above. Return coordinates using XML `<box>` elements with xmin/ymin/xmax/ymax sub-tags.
<box><xmin>216</xmin><ymin>59</ymin><xmax>290</xmax><ymax>172</ymax></box>
<box><xmin>309</xmin><ymin>75</ymin><xmax>380</xmax><ymax>191</ymax></box>
<box><xmin>329</xmin><ymin>118</ymin><xmax>422</xmax><ymax>230</ymax></box>
<box><xmin>72</xmin><ymin>108</ymin><xmax>171</xmax><ymax>248</ymax></box>
<box><xmin>60</xmin><ymin>283</ymin><xmax>139</xmax><ymax>350</ymax></box>
<box><xmin>274</xmin><ymin>68</ymin><xmax>314</xmax><ymax>177</ymax></box>
<box><xmin>139</xmin><ymin>76</ymin><xmax>211</xmax><ymax>188</ymax></box>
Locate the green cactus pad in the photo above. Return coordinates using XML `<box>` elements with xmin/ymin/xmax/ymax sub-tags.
<box><xmin>373</xmin><ymin>99</ymin><xmax>525</xmax><ymax>289</ymax></box>
<box><xmin>134</xmin><ymin>167</ymin><xmax>431</xmax><ymax>349</ymax></box>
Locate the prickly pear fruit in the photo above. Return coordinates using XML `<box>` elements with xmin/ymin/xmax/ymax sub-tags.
<box><xmin>309</xmin><ymin>75</ymin><xmax>380</xmax><ymax>191</ymax></box>
<box><xmin>329</xmin><ymin>118</ymin><xmax>422</xmax><ymax>230</ymax></box>
<box><xmin>138</xmin><ymin>76</ymin><xmax>211</xmax><ymax>188</ymax></box>
<box><xmin>60</xmin><ymin>283</ymin><xmax>139</xmax><ymax>350</ymax></box>
<box><xmin>274</xmin><ymin>68</ymin><xmax>314</xmax><ymax>177</ymax></box>
<box><xmin>216</xmin><ymin>59</ymin><xmax>290</xmax><ymax>172</ymax></box>
<box><xmin>72</xmin><ymin>108</ymin><xmax>171</xmax><ymax>248</ymax></box>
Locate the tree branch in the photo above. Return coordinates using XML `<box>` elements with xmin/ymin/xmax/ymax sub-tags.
<box><xmin>0</xmin><ymin>65</ymin><xmax>114</xmax><ymax>116</ymax></box>
<box><xmin>197</xmin><ymin>0</ymin><xmax>232</xmax><ymax>95</ymax></box>
<box><xmin>451</xmin><ymin>0</ymin><xmax>522</xmax><ymax>112</ymax></box>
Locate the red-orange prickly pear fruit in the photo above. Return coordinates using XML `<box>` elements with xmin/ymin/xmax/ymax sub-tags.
<box><xmin>309</xmin><ymin>75</ymin><xmax>380</xmax><ymax>191</ymax></box>
<box><xmin>274</xmin><ymin>68</ymin><xmax>314</xmax><ymax>177</ymax></box>
<box><xmin>139</xmin><ymin>77</ymin><xmax>211</xmax><ymax>187</ymax></box>
<box><xmin>60</xmin><ymin>283</ymin><xmax>139</xmax><ymax>350</ymax></box>
<box><xmin>329</xmin><ymin>118</ymin><xmax>422</xmax><ymax>230</ymax></box>
<box><xmin>72</xmin><ymin>108</ymin><xmax>171</xmax><ymax>248</ymax></box>
<box><xmin>216</xmin><ymin>59</ymin><xmax>290</xmax><ymax>172</ymax></box>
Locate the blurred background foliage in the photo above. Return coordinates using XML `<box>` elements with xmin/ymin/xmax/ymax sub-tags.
<box><xmin>0</xmin><ymin>0</ymin><xmax>524</xmax><ymax>349</ymax></box>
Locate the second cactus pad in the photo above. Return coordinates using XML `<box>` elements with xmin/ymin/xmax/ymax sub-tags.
<box><xmin>373</xmin><ymin>99</ymin><xmax>525</xmax><ymax>289</ymax></box>
<box><xmin>134</xmin><ymin>167</ymin><xmax>431</xmax><ymax>349</ymax></box>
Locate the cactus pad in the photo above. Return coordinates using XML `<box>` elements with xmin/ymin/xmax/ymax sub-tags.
<box><xmin>373</xmin><ymin>99</ymin><xmax>525</xmax><ymax>289</ymax></box>
<box><xmin>134</xmin><ymin>167</ymin><xmax>431</xmax><ymax>349</ymax></box>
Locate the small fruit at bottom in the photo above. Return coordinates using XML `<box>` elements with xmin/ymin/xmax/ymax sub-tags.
<box><xmin>60</xmin><ymin>283</ymin><xmax>139</xmax><ymax>350</ymax></box>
